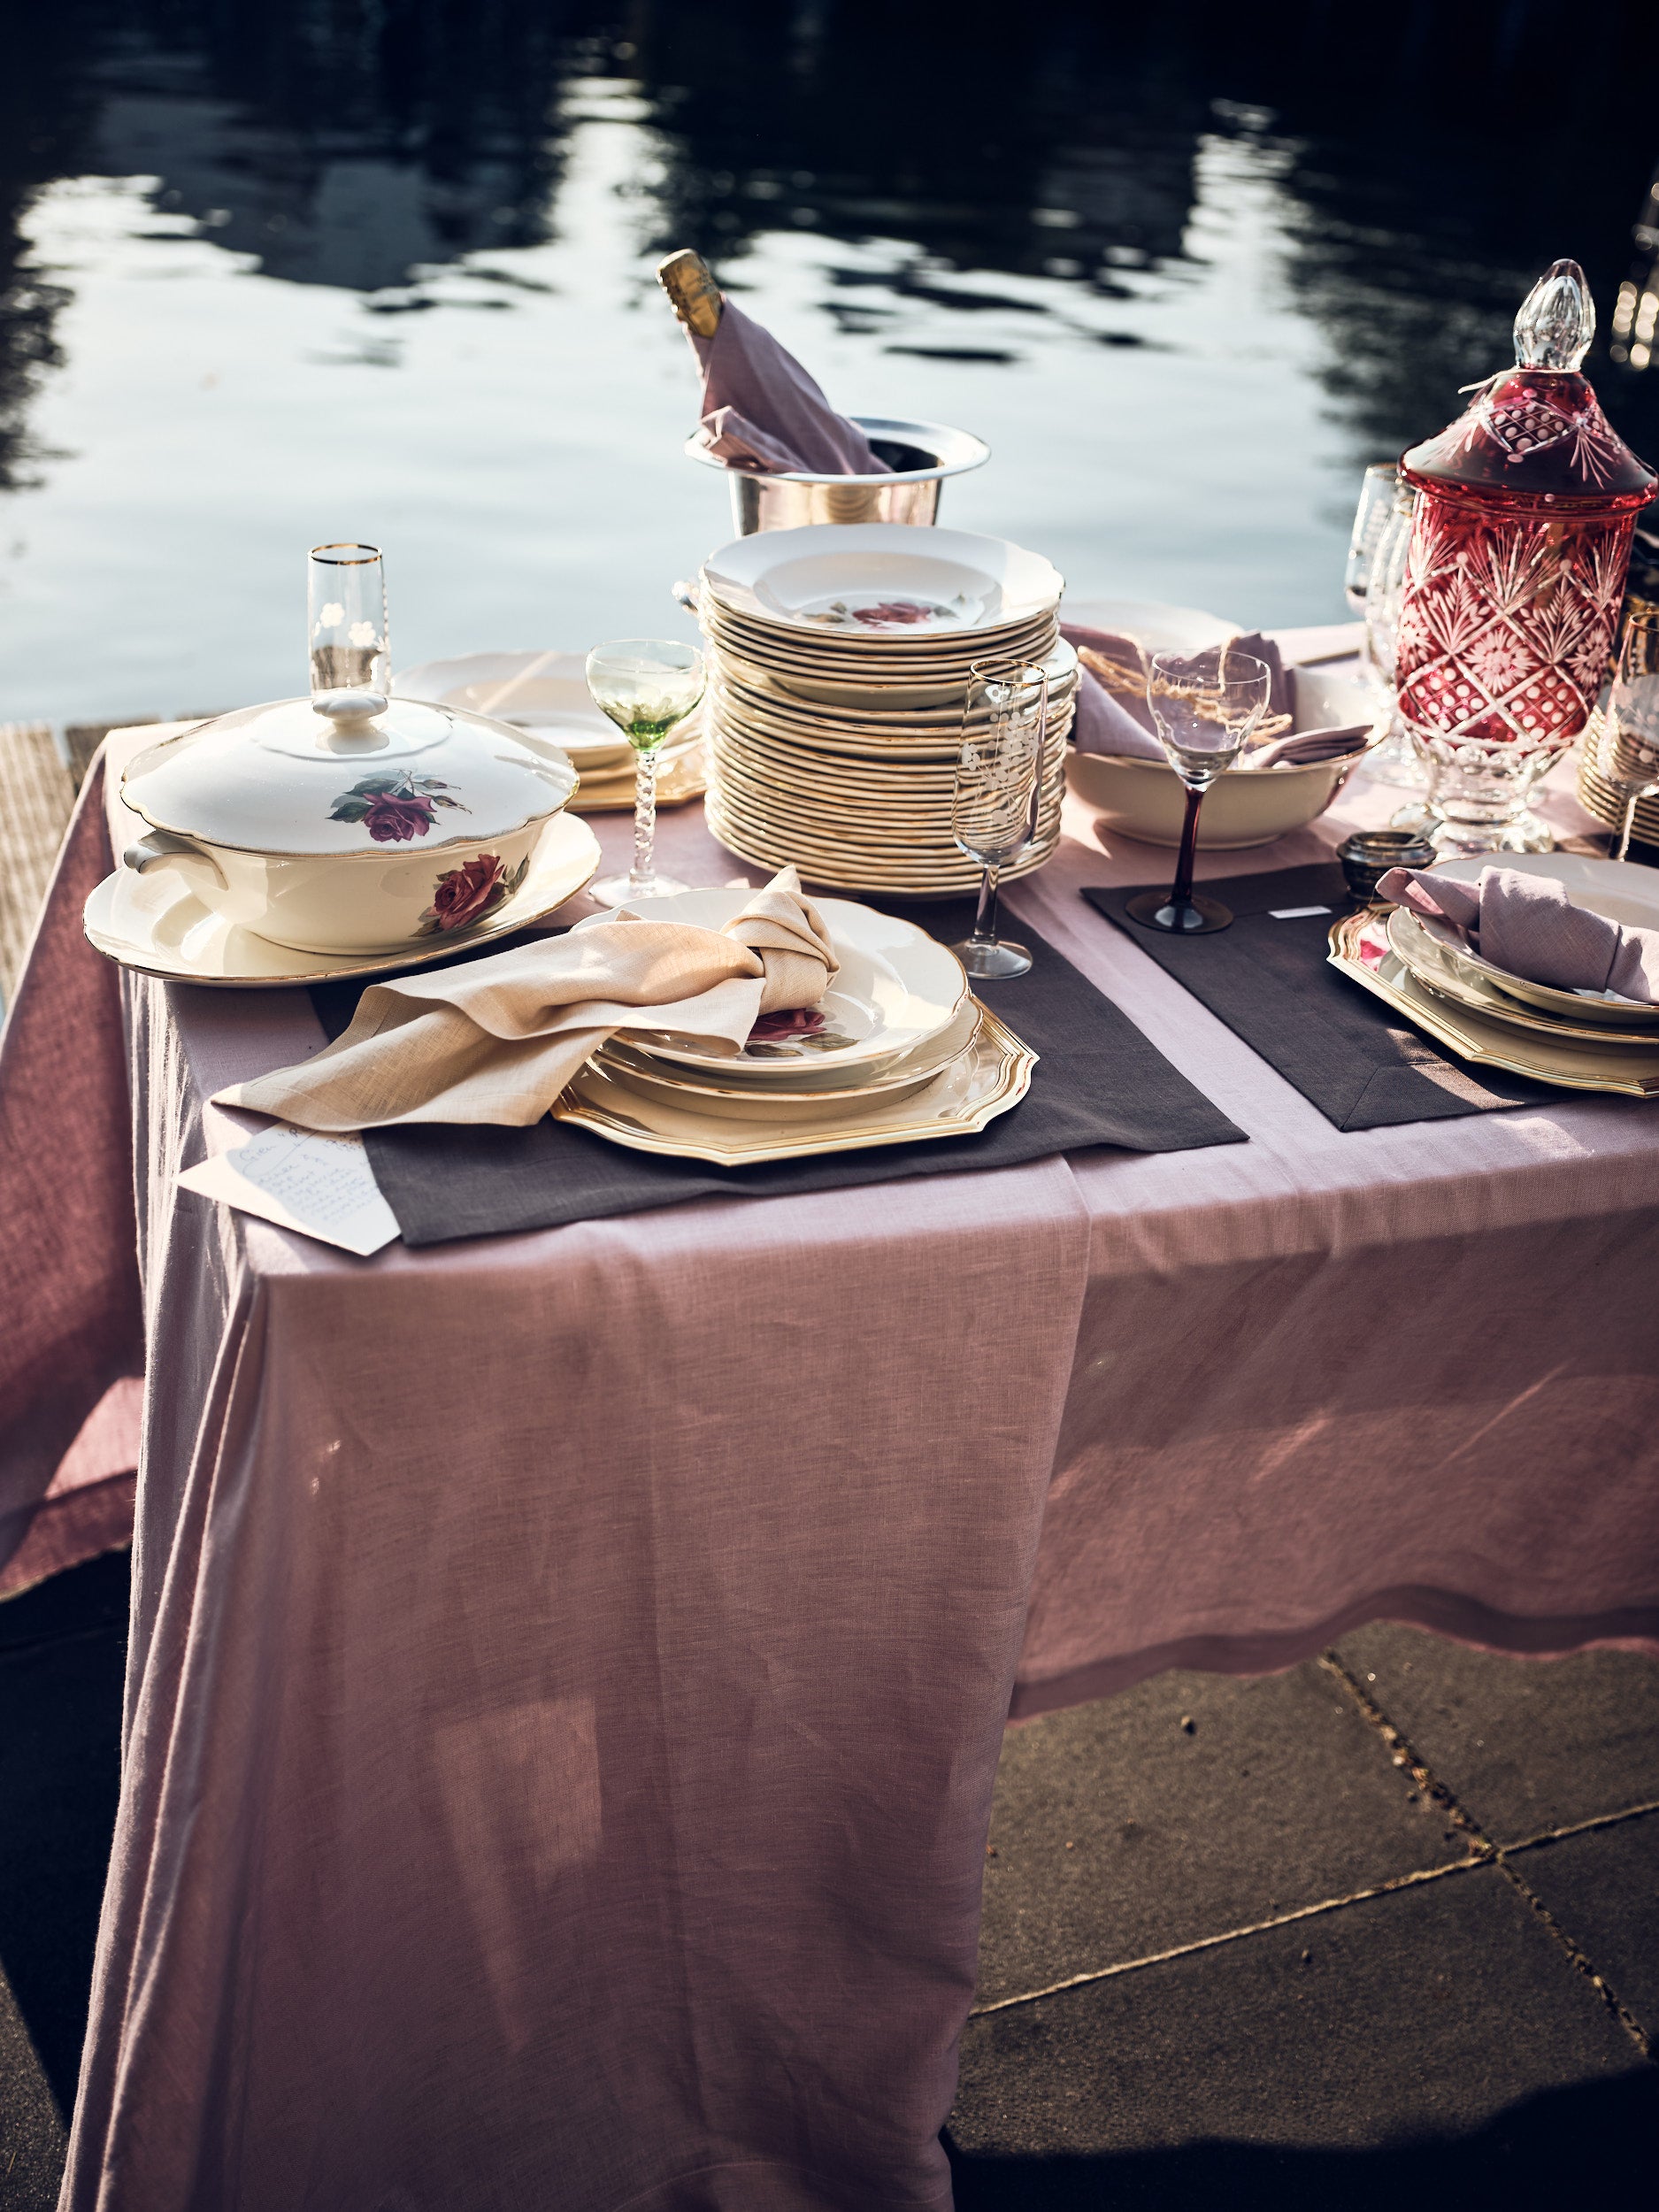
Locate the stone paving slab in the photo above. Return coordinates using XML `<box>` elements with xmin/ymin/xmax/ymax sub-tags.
<box><xmin>978</xmin><ymin>1661</ymin><xmax>1465</xmax><ymax>2008</ymax></box>
<box><xmin>1509</xmin><ymin>1810</ymin><xmax>1659</xmax><ymax>2038</ymax></box>
<box><xmin>950</xmin><ymin>1868</ymin><xmax>1659</xmax><ymax>2204</ymax></box>
<box><xmin>1333</xmin><ymin>1624</ymin><xmax>1659</xmax><ymax>1841</ymax></box>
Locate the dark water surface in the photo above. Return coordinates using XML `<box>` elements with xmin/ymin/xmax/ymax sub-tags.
<box><xmin>4</xmin><ymin>0</ymin><xmax>1659</xmax><ymax>727</ymax></box>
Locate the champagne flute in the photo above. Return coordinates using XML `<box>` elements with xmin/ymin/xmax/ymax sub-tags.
<box><xmin>1124</xmin><ymin>646</ymin><xmax>1272</xmax><ymax>934</ymax></box>
<box><xmin>949</xmin><ymin>658</ymin><xmax>1048</xmax><ymax>979</ymax></box>
<box><xmin>309</xmin><ymin>543</ymin><xmax>388</xmax><ymax>719</ymax></box>
<box><xmin>1594</xmin><ymin>611</ymin><xmax>1659</xmax><ymax>861</ymax></box>
<box><xmin>586</xmin><ymin>639</ymin><xmax>705</xmax><ymax>905</ymax></box>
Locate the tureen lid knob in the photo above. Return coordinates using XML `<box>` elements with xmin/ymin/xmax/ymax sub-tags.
<box><xmin>314</xmin><ymin>690</ymin><xmax>388</xmax><ymax>729</ymax></box>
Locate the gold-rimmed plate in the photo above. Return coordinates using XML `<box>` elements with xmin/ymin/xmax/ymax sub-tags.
<box><xmin>557</xmin><ymin>1001</ymin><xmax>1034</xmax><ymax>1164</ymax></box>
<box><xmin>1387</xmin><ymin>908</ymin><xmax>1659</xmax><ymax>1048</ymax></box>
<box><xmin>1329</xmin><ymin>910</ymin><xmax>1659</xmax><ymax>1097</ymax></box>
<box><xmin>599</xmin><ymin>1000</ymin><xmax>984</xmax><ymax>1114</ymax></box>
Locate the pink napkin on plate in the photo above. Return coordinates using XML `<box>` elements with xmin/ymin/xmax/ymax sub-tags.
<box><xmin>687</xmin><ymin>299</ymin><xmax>890</xmax><ymax>477</ymax></box>
<box><xmin>1064</xmin><ymin>625</ymin><xmax>1370</xmax><ymax>769</ymax></box>
<box><xmin>1377</xmin><ymin>864</ymin><xmax>1659</xmax><ymax>1003</ymax></box>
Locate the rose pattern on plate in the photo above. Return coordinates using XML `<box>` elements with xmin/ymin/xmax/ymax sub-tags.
<box><xmin>330</xmin><ymin>772</ymin><xmax>470</xmax><ymax>842</ymax></box>
<box><xmin>415</xmin><ymin>850</ymin><xmax>530</xmax><ymax>934</ymax></box>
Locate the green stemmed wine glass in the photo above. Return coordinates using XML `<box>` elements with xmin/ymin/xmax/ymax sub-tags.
<box><xmin>586</xmin><ymin>639</ymin><xmax>705</xmax><ymax>905</ymax></box>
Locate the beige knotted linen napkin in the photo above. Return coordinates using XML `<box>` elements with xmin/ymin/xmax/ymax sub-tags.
<box><xmin>214</xmin><ymin>868</ymin><xmax>839</xmax><ymax>1131</ymax></box>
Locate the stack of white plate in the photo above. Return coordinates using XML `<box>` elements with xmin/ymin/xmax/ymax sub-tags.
<box><xmin>1377</xmin><ymin>851</ymin><xmax>1659</xmax><ymax>1094</ymax></box>
<box><xmin>556</xmin><ymin>889</ymin><xmax>1037</xmax><ymax>1164</ymax></box>
<box><xmin>394</xmin><ymin>651</ymin><xmax>706</xmax><ymax>813</ymax></box>
<box><xmin>697</xmin><ymin>524</ymin><xmax>1071</xmax><ymax>895</ymax></box>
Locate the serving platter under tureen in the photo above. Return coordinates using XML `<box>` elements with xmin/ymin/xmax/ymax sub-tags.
<box><xmin>116</xmin><ymin>689</ymin><xmax>581</xmax><ymax>957</ymax></box>
<box><xmin>85</xmin><ymin>808</ymin><xmax>601</xmax><ymax>987</ymax></box>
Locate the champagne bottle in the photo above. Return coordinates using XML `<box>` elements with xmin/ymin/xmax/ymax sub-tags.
<box><xmin>657</xmin><ymin>249</ymin><xmax>722</xmax><ymax>338</ymax></box>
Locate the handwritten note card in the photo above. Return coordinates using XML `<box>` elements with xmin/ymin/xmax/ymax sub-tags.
<box><xmin>179</xmin><ymin>1125</ymin><xmax>400</xmax><ymax>1256</ymax></box>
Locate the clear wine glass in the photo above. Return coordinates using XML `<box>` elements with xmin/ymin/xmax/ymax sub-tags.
<box><xmin>1124</xmin><ymin>646</ymin><xmax>1272</xmax><ymax>934</ymax></box>
<box><xmin>1594</xmin><ymin>611</ymin><xmax>1659</xmax><ymax>860</ymax></box>
<box><xmin>586</xmin><ymin>639</ymin><xmax>706</xmax><ymax>905</ymax></box>
<box><xmin>1360</xmin><ymin>481</ymin><xmax>1429</xmax><ymax>793</ymax></box>
<box><xmin>309</xmin><ymin>544</ymin><xmax>388</xmax><ymax>718</ymax></box>
<box><xmin>949</xmin><ymin>658</ymin><xmax>1049</xmax><ymax>979</ymax></box>
<box><xmin>1344</xmin><ymin>463</ymin><xmax>1398</xmax><ymax>616</ymax></box>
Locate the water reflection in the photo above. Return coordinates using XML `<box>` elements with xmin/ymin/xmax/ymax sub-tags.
<box><xmin>4</xmin><ymin>0</ymin><xmax>1659</xmax><ymax>724</ymax></box>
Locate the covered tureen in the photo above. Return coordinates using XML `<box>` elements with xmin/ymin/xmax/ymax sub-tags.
<box><xmin>121</xmin><ymin>692</ymin><xmax>580</xmax><ymax>956</ymax></box>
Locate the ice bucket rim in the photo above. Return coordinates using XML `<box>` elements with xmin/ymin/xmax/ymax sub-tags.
<box><xmin>685</xmin><ymin>414</ymin><xmax>989</xmax><ymax>488</ymax></box>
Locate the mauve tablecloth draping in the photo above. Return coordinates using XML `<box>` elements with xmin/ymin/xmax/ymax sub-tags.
<box><xmin>0</xmin><ymin>654</ymin><xmax>1655</xmax><ymax>2209</ymax></box>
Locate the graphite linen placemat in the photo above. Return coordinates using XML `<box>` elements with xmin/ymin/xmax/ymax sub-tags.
<box><xmin>308</xmin><ymin>900</ymin><xmax>1246</xmax><ymax>1247</ymax></box>
<box><xmin>1084</xmin><ymin>861</ymin><xmax>1555</xmax><ymax>1131</ymax></box>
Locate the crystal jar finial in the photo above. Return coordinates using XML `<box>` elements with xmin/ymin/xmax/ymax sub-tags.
<box><xmin>1513</xmin><ymin>257</ymin><xmax>1594</xmax><ymax>371</ymax></box>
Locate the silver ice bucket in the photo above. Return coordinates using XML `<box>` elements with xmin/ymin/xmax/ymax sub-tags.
<box><xmin>687</xmin><ymin>415</ymin><xmax>989</xmax><ymax>534</ymax></box>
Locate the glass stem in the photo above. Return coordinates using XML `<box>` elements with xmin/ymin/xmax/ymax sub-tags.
<box><xmin>1617</xmin><ymin>793</ymin><xmax>1637</xmax><ymax>864</ymax></box>
<box><xmin>630</xmin><ymin>747</ymin><xmax>659</xmax><ymax>891</ymax></box>
<box><xmin>972</xmin><ymin>862</ymin><xmax>1001</xmax><ymax>946</ymax></box>
<box><xmin>1171</xmin><ymin>783</ymin><xmax>1205</xmax><ymax>909</ymax></box>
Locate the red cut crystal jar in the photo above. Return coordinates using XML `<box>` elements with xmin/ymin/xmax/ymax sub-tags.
<box><xmin>1394</xmin><ymin>260</ymin><xmax>1655</xmax><ymax>852</ymax></box>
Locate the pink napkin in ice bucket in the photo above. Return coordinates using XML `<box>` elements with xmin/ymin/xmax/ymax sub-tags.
<box><xmin>1064</xmin><ymin>626</ymin><xmax>1369</xmax><ymax>768</ymax></box>
<box><xmin>1378</xmin><ymin>864</ymin><xmax>1659</xmax><ymax>1002</ymax></box>
<box><xmin>687</xmin><ymin>299</ymin><xmax>891</xmax><ymax>476</ymax></box>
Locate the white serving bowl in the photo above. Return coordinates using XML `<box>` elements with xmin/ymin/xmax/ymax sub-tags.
<box><xmin>1066</xmin><ymin>663</ymin><xmax>1381</xmax><ymax>849</ymax></box>
<box><xmin>121</xmin><ymin>693</ymin><xmax>579</xmax><ymax>956</ymax></box>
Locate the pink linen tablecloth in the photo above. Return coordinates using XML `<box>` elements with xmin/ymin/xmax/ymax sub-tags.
<box><xmin>4</xmin><ymin>675</ymin><xmax>1658</xmax><ymax>2209</ymax></box>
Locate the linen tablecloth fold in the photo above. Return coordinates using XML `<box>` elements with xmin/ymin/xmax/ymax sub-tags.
<box><xmin>217</xmin><ymin>870</ymin><xmax>837</xmax><ymax>1131</ymax></box>
<box><xmin>0</xmin><ymin>757</ymin><xmax>143</xmax><ymax>1581</ymax></box>
<box><xmin>1379</xmin><ymin>863</ymin><xmax>1659</xmax><ymax>1002</ymax></box>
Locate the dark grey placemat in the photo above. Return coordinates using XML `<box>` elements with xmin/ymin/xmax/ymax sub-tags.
<box><xmin>309</xmin><ymin>901</ymin><xmax>1245</xmax><ymax>1246</ymax></box>
<box><xmin>1084</xmin><ymin>863</ymin><xmax>1555</xmax><ymax>1131</ymax></box>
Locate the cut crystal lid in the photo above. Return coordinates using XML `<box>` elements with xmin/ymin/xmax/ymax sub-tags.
<box><xmin>122</xmin><ymin>693</ymin><xmax>579</xmax><ymax>856</ymax></box>
<box><xmin>1402</xmin><ymin>260</ymin><xmax>1655</xmax><ymax>505</ymax></box>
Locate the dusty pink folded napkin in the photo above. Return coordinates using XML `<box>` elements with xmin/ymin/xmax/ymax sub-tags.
<box><xmin>1377</xmin><ymin>864</ymin><xmax>1659</xmax><ymax>1002</ymax></box>
<box><xmin>687</xmin><ymin>299</ymin><xmax>889</xmax><ymax>476</ymax></box>
<box><xmin>213</xmin><ymin>870</ymin><xmax>840</xmax><ymax>1131</ymax></box>
<box><xmin>1064</xmin><ymin>625</ymin><xmax>1370</xmax><ymax>769</ymax></box>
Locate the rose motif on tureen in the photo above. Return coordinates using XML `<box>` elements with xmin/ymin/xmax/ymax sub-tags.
<box><xmin>329</xmin><ymin>771</ymin><xmax>470</xmax><ymax>842</ymax></box>
<box><xmin>416</xmin><ymin>851</ymin><xmax>530</xmax><ymax>934</ymax></box>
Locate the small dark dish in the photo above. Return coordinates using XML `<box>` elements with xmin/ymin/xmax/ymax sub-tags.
<box><xmin>1336</xmin><ymin>827</ymin><xmax>1438</xmax><ymax>902</ymax></box>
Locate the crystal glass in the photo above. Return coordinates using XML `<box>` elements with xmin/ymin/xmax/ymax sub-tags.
<box><xmin>586</xmin><ymin>640</ymin><xmax>705</xmax><ymax>905</ymax></box>
<box><xmin>309</xmin><ymin>544</ymin><xmax>388</xmax><ymax>716</ymax></box>
<box><xmin>1344</xmin><ymin>463</ymin><xmax>1399</xmax><ymax>615</ymax></box>
<box><xmin>1125</xmin><ymin>647</ymin><xmax>1272</xmax><ymax>934</ymax></box>
<box><xmin>1360</xmin><ymin>481</ymin><xmax>1427</xmax><ymax>791</ymax></box>
<box><xmin>949</xmin><ymin>658</ymin><xmax>1048</xmax><ymax>979</ymax></box>
<box><xmin>1593</xmin><ymin>611</ymin><xmax>1659</xmax><ymax>860</ymax></box>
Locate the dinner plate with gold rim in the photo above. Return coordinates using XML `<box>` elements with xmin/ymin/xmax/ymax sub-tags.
<box><xmin>716</xmin><ymin>639</ymin><xmax>1079</xmax><ymax>724</ymax></box>
<box><xmin>703</xmin><ymin>809</ymin><xmax>1059</xmax><ymax>895</ymax></box>
<box><xmin>1409</xmin><ymin>853</ymin><xmax>1659</xmax><ymax>1029</ymax></box>
<box><xmin>575</xmin><ymin>888</ymin><xmax>966</xmax><ymax>1079</ymax></box>
<box><xmin>597</xmin><ymin>1003</ymin><xmax>984</xmax><ymax>1118</ymax></box>
<box><xmin>1386</xmin><ymin>910</ymin><xmax>1659</xmax><ymax>1048</ymax></box>
<box><xmin>701</xmin><ymin>524</ymin><xmax>1064</xmax><ymax>639</ymax></box>
<box><xmin>556</xmin><ymin>1003</ymin><xmax>1035</xmax><ymax>1164</ymax></box>
<box><xmin>83</xmin><ymin>810</ymin><xmax>603</xmax><ymax>989</ymax></box>
<box><xmin>701</xmin><ymin>605</ymin><xmax>1058</xmax><ymax>663</ymax></box>
<box><xmin>1328</xmin><ymin>911</ymin><xmax>1659</xmax><ymax>1097</ymax></box>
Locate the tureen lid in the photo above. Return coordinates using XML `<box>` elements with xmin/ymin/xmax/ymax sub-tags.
<box><xmin>122</xmin><ymin>694</ymin><xmax>579</xmax><ymax>857</ymax></box>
